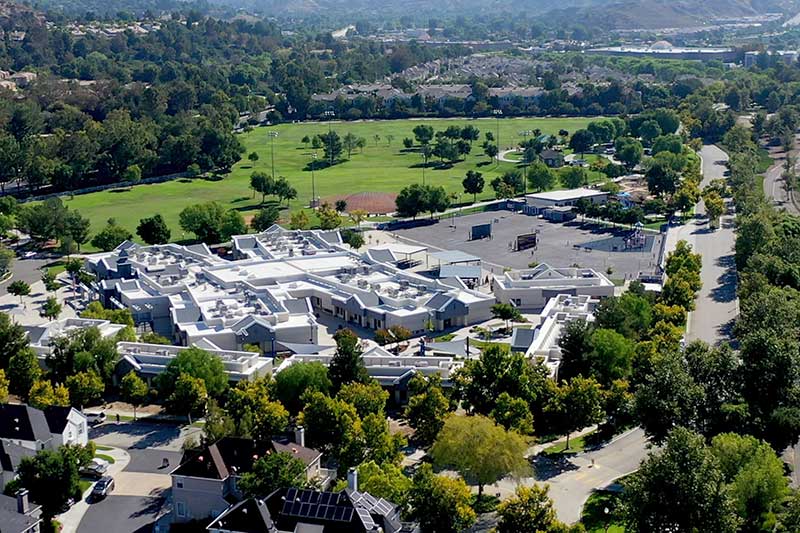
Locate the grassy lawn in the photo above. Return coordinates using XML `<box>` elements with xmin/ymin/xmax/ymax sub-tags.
<box><xmin>44</xmin><ymin>260</ymin><xmax>66</xmax><ymax>276</ymax></box>
<box><xmin>581</xmin><ymin>491</ymin><xmax>625</xmax><ymax>532</ymax></box>
<box><xmin>95</xmin><ymin>453</ymin><xmax>115</xmax><ymax>464</ymax></box>
<box><xmin>59</xmin><ymin>117</ymin><xmax>593</xmax><ymax>250</ymax></box>
<box><xmin>94</xmin><ymin>444</ymin><xmax>114</xmax><ymax>451</ymax></box>
<box><xmin>78</xmin><ymin>479</ymin><xmax>92</xmax><ymax>494</ymax></box>
<box><xmin>542</xmin><ymin>430</ymin><xmax>596</xmax><ymax>455</ymax></box>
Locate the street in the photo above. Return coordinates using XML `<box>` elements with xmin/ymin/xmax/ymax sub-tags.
<box><xmin>763</xmin><ymin>136</ymin><xmax>800</xmax><ymax>216</ymax></box>
<box><xmin>681</xmin><ymin>145</ymin><xmax>739</xmax><ymax>346</ymax></box>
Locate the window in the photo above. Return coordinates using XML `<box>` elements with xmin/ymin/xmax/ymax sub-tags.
<box><xmin>176</xmin><ymin>480</ymin><xmax>184</xmax><ymax>489</ymax></box>
<box><xmin>176</xmin><ymin>501</ymin><xmax>186</xmax><ymax>517</ymax></box>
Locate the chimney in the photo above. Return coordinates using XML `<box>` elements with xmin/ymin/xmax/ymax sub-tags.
<box><xmin>294</xmin><ymin>426</ymin><xmax>305</xmax><ymax>448</ymax></box>
<box><xmin>347</xmin><ymin>468</ymin><xmax>358</xmax><ymax>492</ymax></box>
<box><xmin>16</xmin><ymin>489</ymin><xmax>29</xmax><ymax>515</ymax></box>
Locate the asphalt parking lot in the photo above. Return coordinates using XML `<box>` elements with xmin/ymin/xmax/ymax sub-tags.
<box><xmin>392</xmin><ymin>210</ymin><xmax>664</xmax><ymax>279</ymax></box>
<box><xmin>78</xmin><ymin>495</ymin><xmax>167</xmax><ymax>533</ymax></box>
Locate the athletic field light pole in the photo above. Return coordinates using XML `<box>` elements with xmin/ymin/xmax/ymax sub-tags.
<box><xmin>310</xmin><ymin>152</ymin><xmax>317</xmax><ymax>208</ymax></box>
<box><xmin>267</xmin><ymin>130</ymin><xmax>278</xmax><ymax>179</ymax></box>
<box><xmin>323</xmin><ymin>109</ymin><xmax>335</xmax><ymax>167</ymax></box>
<box><xmin>492</xmin><ymin>108</ymin><xmax>503</xmax><ymax>166</ymax></box>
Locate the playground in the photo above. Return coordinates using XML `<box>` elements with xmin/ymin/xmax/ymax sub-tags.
<box><xmin>391</xmin><ymin>210</ymin><xmax>664</xmax><ymax>280</ymax></box>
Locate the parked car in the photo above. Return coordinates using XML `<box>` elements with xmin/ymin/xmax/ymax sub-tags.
<box><xmin>80</xmin><ymin>458</ymin><xmax>109</xmax><ymax>479</ymax></box>
<box><xmin>84</xmin><ymin>411</ymin><xmax>106</xmax><ymax>425</ymax></box>
<box><xmin>91</xmin><ymin>476</ymin><xmax>115</xmax><ymax>500</ymax></box>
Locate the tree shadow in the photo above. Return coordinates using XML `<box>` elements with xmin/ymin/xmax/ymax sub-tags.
<box><xmin>89</xmin><ymin>422</ymin><xmax>182</xmax><ymax>450</ymax></box>
<box><xmin>108</xmin><ymin>188</ymin><xmax>133</xmax><ymax>194</ymax></box>
<box><xmin>128</xmin><ymin>496</ymin><xmax>166</xmax><ymax>519</ymax></box>
<box><xmin>530</xmin><ymin>453</ymin><xmax>579</xmax><ymax>481</ymax></box>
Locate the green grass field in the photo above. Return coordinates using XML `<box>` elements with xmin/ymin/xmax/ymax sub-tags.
<box><xmin>61</xmin><ymin>117</ymin><xmax>594</xmax><ymax>250</ymax></box>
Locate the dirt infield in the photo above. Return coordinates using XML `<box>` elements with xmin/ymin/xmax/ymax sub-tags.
<box><xmin>322</xmin><ymin>191</ymin><xmax>397</xmax><ymax>214</ymax></box>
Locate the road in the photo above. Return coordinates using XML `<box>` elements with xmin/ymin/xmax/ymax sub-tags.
<box><xmin>0</xmin><ymin>255</ymin><xmax>51</xmax><ymax>295</ymax></box>
<box><xmin>679</xmin><ymin>145</ymin><xmax>738</xmax><ymax>346</ymax></box>
<box><xmin>490</xmin><ymin>428</ymin><xmax>649</xmax><ymax>524</ymax></box>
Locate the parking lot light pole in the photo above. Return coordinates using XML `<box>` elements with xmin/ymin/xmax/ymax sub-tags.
<box><xmin>311</xmin><ymin>152</ymin><xmax>317</xmax><ymax>208</ymax></box>
<box><xmin>323</xmin><ymin>110</ymin><xmax>335</xmax><ymax>167</ymax></box>
<box><xmin>492</xmin><ymin>109</ymin><xmax>503</xmax><ymax>165</ymax></box>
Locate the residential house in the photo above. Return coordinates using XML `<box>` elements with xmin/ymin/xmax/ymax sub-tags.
<box><xmin>207</xmin><ymin>482</ymin><xmax>414</xmax><ymax>533</ymax></box>
<box><xmin>171</xmin><ymin>436</ymin><xmax>322</xmax><ymax>524</ymax></box>
<box><xmin>540</xmin><ymin>149</ymin><xmax>565</xmax><ymax>168</ymax></box>
<box><xmin>0</xmin><ymin>490</ymin><xmax>42</xmax><ymax>533</ymax></box>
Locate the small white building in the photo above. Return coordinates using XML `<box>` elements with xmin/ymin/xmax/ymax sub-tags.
<box><xmin>525</xmin><ymin>294</ymin><xmax>599</xmax><ymax>378</ymax></box>
<box><xmin>524</xmin><ymin>188</ymin><xmax>609</xmax><ymax>211</ymax></box>
<box><xmin>25</xmin><ymin>318</ymin><xmax>128</xmax><ymax>359</ymax></box>
<box><xmin>116</xmin><ymin>341</ymin><xmax>272</xmax><ymax>386</ymax></box>
<box><xmin>492</xmin><ymin>263</ymin><xmax>614</xmax><ymax>311</ymax></box>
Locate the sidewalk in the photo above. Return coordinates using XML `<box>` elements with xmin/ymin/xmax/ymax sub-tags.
<box><xmin>58</xmin><ymin>446</ymin><xmax>130</xmax><ymax>533</ymax></box>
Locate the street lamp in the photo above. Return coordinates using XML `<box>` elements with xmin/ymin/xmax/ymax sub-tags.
<box><xmin>492</xmin><ymin>109</ymin><xmax>503</xmax><ymax>164</ymax></box>
<box><xmin>267</xmin><ymin>130</ymin><xmax>279</xmax><ymax>179</ymax></box>
<box><xmin>310</xmin><ymin>152</ymin><xmax>317</xmax><ymax>208</ymax></box>
<box><xmin>323</xmin><ymin>110</ymin><xmax>335</xmax><ymax>167</ymax></box>
<box><xmin>603</xmin><ymin>507</ymin><xmax>611</xmax><ymax>533</ymax></box>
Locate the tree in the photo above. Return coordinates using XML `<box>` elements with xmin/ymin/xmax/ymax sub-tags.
<box><xmin>491</xmin><ymin>302</ymin><xmax>523</xmax><ymax>330</ymax></box>
<box><xmin>8</xmin><ymin>349</ymin><xmax>41</xmax><ymax>399</ymax></box>
<box><xmin>157</xmin><ymin>346</ymin><xmax>227</xmax><ymax>400</ymax></box>
<box><xmin>248</xmin><ymin>151</ymin><xmax>259</xmax><ymax>164</ymax></box>
<box><xmin>8</xmin><ymin>280</ymin><xmax>30</xmax><ymax>303</ymax></box>
<box><xmin>63</xmin><ymin>210</ymin><xmax>91</xmax><ymax>251</ymax></box>
<box><xmin>404</xmin><ymin>374</ymin><xmax>450</xmax><ymax>445</ymax></box>
<box><xmin>462</xmin><ymin>170</ymin><xmax>484</xmax><ymax>202</ymax></box>
<box><xmin>569</xmin><ymin>129</ymin><xmax>595</xmax><ymax>157</ymax></box>
<box><xmin>319</xmin><ymin>131</ymin><xmax>343</xmax><ymax>164</ymax></box>
<box><xmin>40</xmin><ymin>297</ymin><xmax>61</xmax><ymax>320</ymax></box>
<box><xmin>560</xmin><ymin>166</ymin><xmax>587</xmax><ymax>189</ymax></box>
<box><xmin>557</xmin><ymin>319</ymin><xmax>594</xmax><ymax>382</ymax></box>
<box><xmin>431</xmin><ymin>415</ymin><xmax>528</xmax><ymax>497</ymax></box>
<box><xmin>586</xmin><ymin>328</ymin><xmax>635</xmax><ymax>386</ymax></box>
<box><xmin>169</xmin><ymin>372</ymin><xmax>208</xmax><ymax>423</ymax></box>
<box><xmin>136</xmin><ymin>214</ymin><xmax>171</xmax><ymax>245</ymax></box>
<box><xmin>65</xmin><ymin>370</ymin><xmax>105</xmax><ymax>409</ymax></box>
<box><xmin>250</xmin><ymin>171</ymin><xmax>274</xmax><ymax>204</ymax></box>
<box><xmin>622</xmin><ymin>427</ymin><xmax>741</xmax><ymax>533</ymax></box>
<box><xmin>179</xmin><ymin>202</ymin><xmax>242</xmax><ymax>243</ymax></box>
<box><xmin>528</xmin><ymin>160</ymin><xmax>557</xmax><ymax>192</ymax></box>
<box><xmin>0</xmin><ymin>369</ymin><xmax>7</xmax><ymax>403</ymax></box>
<box><xmin>547</xmin><ymin>377</ymin><xmax>605</xmax><ymax>449</ymax></box>
<box><xmin>337</xmin><ymin>381</ymin><xmax>388</xmax><ymax>419</ymax></box>
<box><xmin>395</xmin><ymin>183</ymin><xmax>428</xmax><ymax>219</ymax></box>
<box><xmin>424</xmin><ymin>185</ymin><xmax>450</xmax><ymax>218</ymax></box>
<box><xmin>496</xmin><ymin>485</ymin><xmax>575</xmax><ymax>533</ymax></box>
<box><xmin>412</xmin><ymin>124</ymin><xmax>434</xmax><ymax>145</ymax></box>
<box><xmin>90</xmin><ymin>218</ymin><xmax>133</xmax><ymax>251</ymax></box>
<box><xmin>615</xmin><ymin>137</ymin><xmax>643</xmax><ymax>170</ymax></box>
<box><xmin>704</xmin><ymin>190</ymin><xmax>725</xmax><ymax>228</ymax></box>
<box><xmin>344</xmin><ymin>132</ymin><xmax>359</xmax><ymax>158</ymax></box>
<box><xmin>17</xmin><ymin>448</ymin><xmax>82</xmax><ymax>522</ymax></box>
<box><xmin>490</xmin><ymin>392</ymin><xmax>534</xmax><ymax>435</ymax></box>
<box><xmin>120</xmin><ymin>371</ymin><xmax>149</xmax><ymax>420</ymax></box>
<box><xmin>407</xmin><ymin>464</ymin><xmax>477</xmax><ymax>533</ymax></box>
<box><xmin>335</xmin><ymin>200</ymin><xmax>348</xmax><ymax>213</ymax></box>
<box><xmin>351</xmin><ymin>461</ymin><xmax>411</xmax><ymax>503</ymax></box>
<box><xmin>329</xmin><ymin>329</ymin><xmax>368</xmax><ymax>392</ymax></box>
<box><xmin>299</xmin><ymin>391</ymin><xmax>365</xmax><ymax>471</ymax></box>
<box><xmin>710</xmin><ymin>432</ymin><xmax>788</xmax><ymax>530</ymax></box>
<box><xmin>251</xmin><ymin>206</ymin><xmax>280</xmax><ymax>231</ymax></box>
<box><xmin>80</xmin><ymin>301</ymin><xmax>134</xmax><ymax>326</ymax></box>
<box><xmin>122</xmin><ymin>164</ymin><xmax>142</xmax><ymax>189</ymax></box>
<box><xmin>348</xmin><ymin>209</ymin><xmax>368</xmax><ymax>228</ymax></box>
<box><xmin>227</xmin><ymin>377</ymin><xmax>289</xmax><ymax>441</ymax></box>
<box><xmin>274</xmin><ymin>362</ymin><xmax>331</xmax><ymax>414</ymax></box>
<box><xmin>239</xmin><ymin>451</ymin><xmax>308</xmax><ymax>498</ymax></box>
<box><xmin>28</xmin><ymin>380</ymin><xmax>70</xmax><ymax>409</ymax></box>
<box><xmin>0</xmin><ymin>312</ymin><xmax>30</xmax><ymax>368</ymax></box>
<box><xmin>317</xmin><ymin>204</ymin><xmax>343</xmax><ymax>230</ymax></box>
<box><xmin>484</xmin><ymin>142</ymin><xmax>499</xmax><ymax>161</ymax></box>
<box><xmin>639</xmin><ymin>119</ymin><xmax>662</xmax><ymax>146</ymax></box>
<box><xmin>289</xmin><ymin>210</ymin><xmax>310</xmax><ymax>230</ymax></box>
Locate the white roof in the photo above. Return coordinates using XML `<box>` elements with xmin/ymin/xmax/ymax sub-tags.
<box><xmin>369</xmin><ymin>243</ymin><xmax>427</xmax><ymax>256</ymax></box>
<box><xmin>525</xmin><ymin>188</ymin><xmax>608</xmax><ymax>202</ymax></box>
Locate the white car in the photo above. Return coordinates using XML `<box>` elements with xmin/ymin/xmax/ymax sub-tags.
<box><xmin>22</xmin><ymin>251</ymin><xmax>36</xmax><ymax>259</ymax></box>
<box><xmin>84</xmin><ymin>411</ymin><xmax>107</xmax><ymax>425</ymax></box>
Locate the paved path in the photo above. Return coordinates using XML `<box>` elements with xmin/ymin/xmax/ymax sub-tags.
<box><xmin>667</xmin><ymin>145</ymin><xmax>738</xmax><ymax>346</ymax></box>
<box><xmin>487</xmin><ymin>428</ymin><xmax>649</xmax><ymax>524</ymax></box>
<box><xmin>763</xmin><ymin>134</ymin><xmax>800</xmax><ymax>215</ymax></box>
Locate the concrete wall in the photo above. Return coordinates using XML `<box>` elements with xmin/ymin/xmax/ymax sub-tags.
<box><xmin>172</xmin><ymin>476</ymin><xmax>230</xmax><ymax>523</ymax></box>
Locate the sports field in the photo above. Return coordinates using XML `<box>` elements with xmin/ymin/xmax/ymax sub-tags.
<box><xmin>62</xmin><ymin>116</ymin><xmax>595</xmax><ymax>249</ymax></box>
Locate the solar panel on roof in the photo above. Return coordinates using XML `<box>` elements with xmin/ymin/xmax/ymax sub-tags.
<box><xmin>300</xmin><ymin>490</ymin><xmax>311</xmax><ymax>503</ymax></box>
<box><xmin>315</xmin><ymin>504</ymin><xmax>327</xmax><ymax>519</ymax></box>
<box><xmin>309</xmin><ymin>491</ymin><xmax>320</xmax><ymax>504</ymax></box>
<box><xmin>281</xmin><ymin>501</ymin><xmax>293</xmax><ymax>514</ymax></box>
<box><xmin>325</xmin><ymin>505</ymin><xmax>336</xmax><ymax>520</ymax></box>
<box><xmin>291</xmin><ymin>501</ymin><xmax>302</xmax><ymax>515</ymax></box>
<box><xmin>374</xmin><ymin>499</ymin><xmax>394</xmax><ymax>515</ymax></box>
<box><xmin>341</xmin><ymin>508</ymin><xmax>354</xmax><ymax>522</ymax></box>
<box><xmin>333</xmin><ymin>507</ymin><xmax>344</xmax><ymax>521</ymax></box>
<box><xmin>357</xmin><ymin>508</ymin><xmax>375</xmax><ymax>528</ymax></box>
<box><xmin>286</xmin><ymin>488</ymin><xmax>297</xmax><ymax>500</ymax></box>
<box><xmin>300</xmin><ymin>503</ymin><xmax>310</xmax><ymax>516</ymax></box>
<box><xmin>319</xmin><ymin>492</ymin><xmax>332</xmax><ymax>506</ymax></box>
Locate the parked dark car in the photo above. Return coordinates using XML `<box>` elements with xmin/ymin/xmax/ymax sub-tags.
<box><xmin>91</xmin><ymin>476</ymin><xmax>115</xmax><ymax>500</ymax></box>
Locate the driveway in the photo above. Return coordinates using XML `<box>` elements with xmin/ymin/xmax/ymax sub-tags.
<box><xmin>77</xmin><ymin>495</ymin><xmax>167</xmax><ymax>533</ymax></box>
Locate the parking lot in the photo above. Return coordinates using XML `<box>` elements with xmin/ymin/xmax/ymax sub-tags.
<box><xmin>392</xmin><ymin>210</ymin><xmax>664</xmax><ymax>280</ymax></box>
